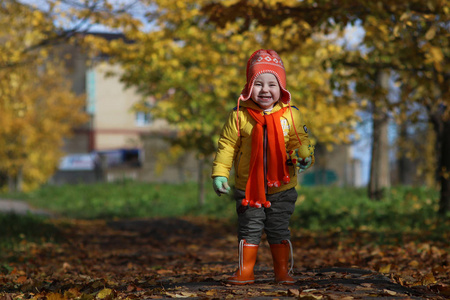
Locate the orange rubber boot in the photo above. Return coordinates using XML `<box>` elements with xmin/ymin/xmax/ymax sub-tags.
<box><xmin>227</xmin><ymin>240</ymin><xmax>259</xmax><ymax>285</ymax></box>
<box><xmin>270</xmin><ymin>240</ymin><xmax>295</xmax><ymax>284</ymax></box>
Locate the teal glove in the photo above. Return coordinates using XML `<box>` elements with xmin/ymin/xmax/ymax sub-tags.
<box><xmin>298</xmin><ymin>156</ymin><xmax>312</xmax><ymax>173</ymax></box>
<box><xmin>213</xmin><ymin>176</ymin><xmax>230</xmax><ymax>196</ymax></box>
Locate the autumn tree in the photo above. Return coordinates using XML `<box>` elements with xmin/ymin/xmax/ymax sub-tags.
<box><xmin>341</xmin><ymin>1</ymin><xmax>449</xmax><ymax>205</ymax></box>
<box><xmin>0</xmin><ymin>63</ymin><xmax>88</xmax><ymax>191</ymax></box>
<box><xmin>202</xmin><ymin>0</ymin><xmax>450</xmax><ymax>214</ymax></box>
<box><xmin>0</xmin><ymin>0</ymin><xmax>143</xmax><ymax>191</ymax></box>
<box><xmin>338</xmin><ymin>1</ymin><xmax>449</xmax><ymax>210</ymax></box>
<box><xmin>103</xmin><ymin>0</ymin><xmax>360</xmax><ymax>204</ymax></box>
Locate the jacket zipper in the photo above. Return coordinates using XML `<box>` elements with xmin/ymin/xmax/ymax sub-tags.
<box><xmin>263</xmin><ymin>125</ymin><xmax>268</xmax><ymax>194</ymax></box>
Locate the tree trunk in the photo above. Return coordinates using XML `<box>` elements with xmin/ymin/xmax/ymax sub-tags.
<box><xmin>438</xmin><ymin>118</ymin><xmax>450</xmax><ymax>216</ymax></box>
<box><xmin>369</xmin><ymin>111</ymin><xmax>390</xmax><ymax>199</ymax></box>
<box><xmin>16</xmin><ymin>167</ymin><xmax>23</xmax><ymax>192</ymax></box>
<box><xmin>368</xmin><ymin>71</ymin><xmax>391</xmax><ymax>200</ymax></box>
<box><xmin>428</xmin><ymin>105</ymin><xmax>449</xmax><ymax>216</ymax></box>
<box><xmin>198</xmin><ymin>156</ymin><xmax>205</xmax><ymax>206</ymax></box>
<box><xmin>397</xmin><ymin>122</ymin><xmax>410</xmax><ymax>185</ymax></box>
<box><xmin>7</xmin><ymin>173</ymin><xmax>16</xmax><ymax>193</ymax></box>
<box><xmin>429</xmin><ymin>113</ymin><xmax>443</xmax><ymax>186</ymax></box>
<box><xmin>0</xmin><ymin>171</ymin><xmax>6</xmax><ymax>189</ymax></box>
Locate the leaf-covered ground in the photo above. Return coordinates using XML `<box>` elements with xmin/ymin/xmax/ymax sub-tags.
<box><xmin>1</xmin><ymin>217</ymin><xmax>449</xmax><ymax>299</ymax></box>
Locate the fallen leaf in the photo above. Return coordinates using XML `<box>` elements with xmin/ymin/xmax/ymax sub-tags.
<box><xmin>422</xmin><ymin>273</ymin><xmax>437</xmax><ymax>285</ymax></box>
<box><xmin>62</xmin><ymin>262</ymin><xmax>72</xmax><ymax>271</ymax></box>
<box><xmin>46</xmin><ymin>292</ymin><xmax>66</xmax><ymax>300</ymax></box>
<box><xmin>97</xmin><ymin>288</ymin><xmax>113</xmax><ymax>299</ymax></box>
<box><xmin>64</xmin><ymin>288</ymin><xmax>81</xmax><ymax>298</ymax></box>
<box><xmin>379</xmin><ymin>264</ymin><xmax>391</xmax><ymax>273</ymax></box>
<box><xmin>302</xmin><ymin>288</ymin><xmax>318</xmax><ymax>293</ymax></box>
<box><xmin>383</xmin><ymin>289</ymin><xmax>397</xmax><ymax>296</ymax></box>
<box><xmin>164</xmin><ymin>292</ymin><xmax>197</xmax><ymax>298</ymax></box>
<box><xmin>300</xmin><ymin>289</ymin><xmax>323</xmax><ymax>299</ymax></box>
<box><xmin>327</xmin><ymin>296</ymin><xmax>353</xmax><ymax>300</ymax></box>
<box><xmin>15</xmin><ymin>276</ymin><xmax>27</xmax><ymax>284</ymax></box>
<box><xmin>408</xmin><ymin>260</ymin><xmax>419</xmax><ymax>267</ymax></box>
<box><xmin>288</xmin><ymin>289</ymin><xmax>300</xmax><ymax>296</ymax></box>
<box><xmin>127</xmin><ymin>284</ymin><xmax>136</xmax><ymax>292</ymax></box>
<box><xmin>180</xmin><ymin>292</ymin><xmax>197</xmax><ymax>297</ymax></box>
<box><xmin>300</xmin><ymin>294</ymin><xmax>323</xmax><ymax>300</ymax></box>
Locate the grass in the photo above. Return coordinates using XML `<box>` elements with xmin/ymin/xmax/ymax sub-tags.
<box><xmin>1</xmin><ymin>181</ymin><xmax>448</xmax><ymax>250</ymax></box>
<box><xmin>3</xmin><ymin>180</ymin><xmax>236</xmax><ymax>220</ymax></box>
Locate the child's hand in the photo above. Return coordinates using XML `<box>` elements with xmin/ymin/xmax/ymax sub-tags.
<box><xmin>213</xmin><ymin>176</ymin><xmax>230</xmax><ymax>196</ymax></box>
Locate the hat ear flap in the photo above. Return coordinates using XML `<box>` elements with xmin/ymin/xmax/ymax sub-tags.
<box><xmin>280</xmin><ymin>88</ymin><xmax>291</xmax><ymax>104</ymax></box>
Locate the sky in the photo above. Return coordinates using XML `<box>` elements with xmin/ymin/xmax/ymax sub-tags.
<box><xmin>20</xmin><ymin>0</ymin><xmax>155</xmax><ymax>33</ymax></box>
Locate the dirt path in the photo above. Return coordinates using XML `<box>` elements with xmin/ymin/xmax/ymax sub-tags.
<box><xmin>0</xmin><ymin>199</ymin><xmax>54</xmax><ymax>217</ymax></box>
<box><xmin>1</xmin><ymin>218</ymin><xmax>448</xmax><ymax>299</ymax></box>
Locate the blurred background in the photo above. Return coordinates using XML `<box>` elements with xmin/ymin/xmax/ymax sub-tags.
<box><xmin>0</xmin><ymin>0</ymin><xmax>449</xmax><ymax>223</ymax></box>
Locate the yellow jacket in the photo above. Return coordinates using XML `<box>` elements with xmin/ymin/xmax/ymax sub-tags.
<box><xmin>212</xmin><ymin>100</ymin><xmax>314</xmax><ymax>194</ymax></box>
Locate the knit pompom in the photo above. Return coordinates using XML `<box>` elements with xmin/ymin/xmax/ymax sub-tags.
<box><xmin>249</xmin><ymin>200</ymin><xmax>262</xmax><ymax>208</ymax></box>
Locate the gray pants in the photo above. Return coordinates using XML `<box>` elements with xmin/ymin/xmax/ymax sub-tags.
<box><xmin>234</xmin><ymin>188</ymin><xmax>298</xmax><ymax>245</ymax></box>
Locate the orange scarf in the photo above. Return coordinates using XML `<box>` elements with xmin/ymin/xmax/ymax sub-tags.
<box><xmin>242</xmin><ymin>107</ymin><xmax>290</xmax><ymax>208</ymax></box>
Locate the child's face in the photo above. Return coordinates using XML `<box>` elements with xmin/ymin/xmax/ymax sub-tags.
<box><xmin>251</xmin><ymin>73</ymin><xmax>281</xmax><ymax>110</ymax></box>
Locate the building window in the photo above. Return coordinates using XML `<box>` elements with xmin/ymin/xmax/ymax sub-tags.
<box><xmin>135</xmin><ymin>111</ymin><xmax>152</xmax><ymax>126</ymax></box>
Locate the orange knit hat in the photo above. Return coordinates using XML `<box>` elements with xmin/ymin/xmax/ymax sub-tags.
<box><xmin>240</xmin><ymin>49</ymin><xmax>291</xmax><ymax>104</ymax></box>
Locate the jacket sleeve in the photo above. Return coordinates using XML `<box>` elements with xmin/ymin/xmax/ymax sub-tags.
<box><xmin>287</xmin><ymin>108</ymin><xmax>315</xmax><ymax>167</ymax></box>
<box><xmin>212</xmin><ymin>110</ymin><xmax>241</xmax><ymax>179</ymax></box>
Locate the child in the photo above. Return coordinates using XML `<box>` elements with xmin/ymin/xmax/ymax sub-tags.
<box><xmin>211</xmin><ymin>49</ymin><xmax>314</xmax><ymax>285</ymax></box>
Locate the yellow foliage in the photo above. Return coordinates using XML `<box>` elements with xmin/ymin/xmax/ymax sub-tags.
<box><xmin>0</xmin><ymin>2</ymin><xmax>89</xmax><ymax>191</ymax></box>
<box><xmin>0</xmin><ymin>61</ymin><xmax>88</xmax><ymax>191</ymax></box>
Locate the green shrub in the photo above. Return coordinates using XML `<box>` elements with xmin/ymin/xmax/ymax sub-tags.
<box><xmin>292</xmin><ymin>185</ymin><xmax>443</xmax><ymax>232</ymax></box>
